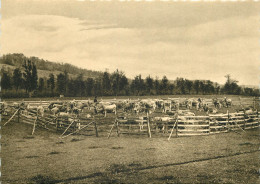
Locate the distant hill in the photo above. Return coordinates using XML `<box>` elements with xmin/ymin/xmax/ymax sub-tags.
<box><xmin>0</xmin><ymin>53</ymin><xmax>103</xmax><ymax>79</ymax></box>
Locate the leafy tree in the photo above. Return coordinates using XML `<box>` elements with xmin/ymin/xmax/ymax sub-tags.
<box><xmin>119</xmin><ymin>75</ymin><xmax>128</xmax><ymax>95</ymax></box>
<box><xmin>154</xmin><ymin>77</ymin><xmax>160</xmax><ymax>95</ymax></box>
<box><xmin>102</xmin><ymin>72</ymin><xmax>111</xmax><ymax>95</ymax></box>
<box><xmin>12</xmin><ymin>68</ymin><xmax>22</xmax><ymax>92</ymax></box>
<box><xmin>176</xmin><ymin>78</ymin><xmax>186</xmax><ymax>94</ymax></box>
<box><xmin>57</xmin><ymin>73</ymin><xmax>66</xmax><ymax>94</ymax></box>
<box><xmin>86</xmin><ymin>78</ymin><xmax>94</xmax><ymax>96</ymax></box>
<box><xmin>161</xmin><ymin>76</ymin><xmax>169</xmax><ymax>94</ymax></box>
<box><xmin>145</xmin><ymin>75</ymin><xmax>154</xmax><ymax>95</ymax></box>
<box><xmin>93</xmin><ymin>78</ymin><xmax>102</xmax><ymax>96</ymax></box>
<box><xmin>1</xmin><ymin>71</ymin><xmax>11</xmax><ymax>90</ymax></box>
<box><xmin>47</xmin><ymin>73</ymin><xmax>55</xmax><ymax>94</ymax></box>
<box><xmin>31</xmin><ymin>63</ymin><xmax>38</xmax><ymax>91</ymax></box>
<box><xmin>223</xmin><ymin>75</ymin><xmax>241</xmax><ymax>95</ymax></box>
<box><xmin>22</xmin><ymin>60</ymin><xmax>33</xmax><ymax>93</ymax></box>
<box><xmin>193</xmin><ymin>80</ymin><xmax>200</xmax><ymax>94</ymax></box>
<box><xmin>38</xmin><ymin>78</ymin><xmax>44</xmax><ymax>92</ymax></box>
<box><xmin>75</xmin><ymin>74</ymin><xmax>85</xmax><ymax>96</ymax></box>
<box><xmin>199</xmin><ymin>81</ymin><xmax>206</xmax><ymax>94</ymax></box>
<box><xmin>185</xmin><ymin>79</ymin><xmax>193</xmax><ymax>94</ymax></box>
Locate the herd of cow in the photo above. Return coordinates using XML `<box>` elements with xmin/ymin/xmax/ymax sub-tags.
<box><xmin>0</xmin><ymin>97</ymin><xmax>240</xmax><ymax>119</ymax></box>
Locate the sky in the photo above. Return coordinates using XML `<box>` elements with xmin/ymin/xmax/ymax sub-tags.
<box><xmin>1</xmin><ymin>0</ymin><xmax>260</xmax><ymax>86</ymax></box>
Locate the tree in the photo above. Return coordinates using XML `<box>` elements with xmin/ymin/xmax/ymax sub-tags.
<box><xmin>111</xmin><ymin>69</ymin><xmax>129</xmax><ymax>96</ymax></box>
<box><xmin>102</xmin><ymin>72</ymin><xmax>111</xmax><ymax>95</ymax></box>
<box><xmin>199</xmin><ymin>81</ymin><xmax>206</xmax><ymax>94</ymax></box>
<box><xmin>223</xmin><ymin>75</ymin><xmax>241</xmax><ymax>95</ymax></box>
<box><xmin>86</xmin><ymin>78</ymin><xmax>94</xmax><ymax>96</ymax></box>
<box><xmin>154</xmin><ymin>77</ymin><xmax>160</xmax><ymax>95</ymax></box>
<box><xmin>93</xmin><ymin>78</ymin><xmax>102</xmax><ymax>96</ymax></box>
<box><xmin>38</xmin><ymin>78</ymin><xmax>44</xmax><ymax>92</ymax></box>
<box><xmin>185</xmin><ymin>79</ymin><xmax>193</xmax><ymax>94</ymax></box>
<box><xmin>12</xmin><ymin>68</ymin><xmax>22</xmax><ymax>92</ymax></box>
<box><xmin>160</xmin><ymin>76</ymin><xmax>169</xmax><ymax>94</ymax></box>
<box><xmin>145</xmin><ymin>75</ymin><xmax>154</xmax><ymax>95</ymax></box>
<box><xmin>75</xmin><ymin>74</ymin><xmax>85</xmax><ymax>96</ymax></box>
<box><xmin>31</xmin><ymin>63</ymin><xmax>38</xmax><ymax>91</ymax></box>
<box><xmin>119</xmin><ymin>75</ymin><xmax>128</xmax><ymax>95</ymax></box>
<box><xmin>193</xmin><ymin>80</ymin><xmax>200</xmax><ymax>94</ymax></box>
<box><xmin>57</xmin><ymin>73</ymin><xmax>66</xmax><ymax>94</ymax></box>
<box><xmin>111</xmin><ymin>69</ymin><xmax>120</xmax><ymax>95</ymax></box>
<box><xmin>176</xmin><ymin>78</ymin><xmax>186</xmax><ymax>94</ymax></box>
<box><xmin>47</xmin><ymin>73</ymin><xmax>55</xmax><ymax>94</ymax></box>
<box><xmin>22</xmin><ymin>60</ymin><xmax>33</xmax><ymax>93</ymax></box>
<box><xmin>1</xmin><ymin>71</ymin><xmax>11</xmax><ymax>90</ymax></box>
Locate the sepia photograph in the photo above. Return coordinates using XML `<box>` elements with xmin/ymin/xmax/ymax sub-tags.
<box><xmin>0</xmin><ymin>0</ymin><xmax>259</xmax><ymax>183</ymax></box>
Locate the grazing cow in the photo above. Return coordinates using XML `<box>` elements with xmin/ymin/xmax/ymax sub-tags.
<box><xmin>185</xmin><ymin>99</ymin><xmax>193</xmax><ymax>109</ymax></box>
<box><xmin>213</xmin><ymin>98</ymin><xmax>222</xmax><ymax>109</ymax></box>
<box><xmin>51</xmin><ymin>107</ymin><xmax>60</xmax><ymax>115</ymax></box>
<box><xmin>206</xmin><ymin>107</ymin><xmax>218</xmax><ymax>114</ymax></box>
<box><xmin>245</xmin><ymin>108</ymin><xmax>254</xmax><ymax>115</ymax></box>
<box><xmin>37</xmin><ymin>106</ymin><xmax>45</xmax><ymax>117</ymax></box>
<box><xmin>0</xmin><ymin>102</ymin><xmax>9</xmax><ymax>115</ymax></box>
<box><xmin>221</xmin><ymin>97</ymin><xmax>232</xmax><ymax>108</ymax></box>
<box><xmin>122</xmin><ymin>102</ymin><xmax>135</xmax><ymax>112</ymax></box>
<box><xmin>103</xmin><ymin>104</ymin><xmax>117</xmax><ymax>113</ymax></box>
<box><xmin>58</xmin><ymin>112</ymin><xmax>70</xmax><ymax>117</ymax></box>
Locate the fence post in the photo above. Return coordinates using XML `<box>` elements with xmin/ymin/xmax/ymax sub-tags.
<box><xmin>176</xmin><ymin>113</ymin><xmax>179</xmax><ymax>138</ymax></box>
<box><xmin>227</xmin><ymin>110</ymin><xmax>229</xmax><ymax>131</ymax></box>
<box><xmin>243</xmin><ymin>110</ymin><xmax>246</xmax><ymax>130</ymax></box>
<box><xmin>116</xmin><ymin>119</ymin><xmax>120</xmax><ymax>137</ymax></box>
<box><xmin>17</xmin><ymin>108</ymin><xmax>20</xmax><ymax>123</ymax></box>
<box><xmin>94</xmin><ymin>122</ymin><xmax>98</xmax><ymax>137</ymax></box>
<box><xmin>207</xmin><ymin>115</ymin><xmax>210</xmax><ymax>135</ymax></box>
<box><xmin>253</xmin><ymin>97</ymin><xmax>256</xmax><ymax>109</ymax></box>
<box><xmin>257</xmin><ymin>110</ymin><xmax>259</xmax><ymax>128</ymax></box>
<box><xmin>32</xmin><ymin>115</ymin><xmax>38</xmax><ymax>135</ymax></box>
<box><xmin>147</xmin><ymin>112</ymin><xmax>152</xmax><ymax>138</ymax></box>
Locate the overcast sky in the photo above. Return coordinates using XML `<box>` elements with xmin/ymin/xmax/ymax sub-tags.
<box><xmin>1</xmin><ymin>0</ymin><xmax>259</xmax><ymax>85</ymax></box>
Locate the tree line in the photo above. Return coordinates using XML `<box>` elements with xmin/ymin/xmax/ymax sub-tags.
<box><xmin>1</xmin><ymin>60</ymin><xmax>259</xmax><ymax>98</ymax></box>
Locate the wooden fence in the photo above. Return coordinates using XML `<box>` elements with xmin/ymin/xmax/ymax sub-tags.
<box><xmin>2</xmin><ymin>98</ymin><xmax>259</xmax><ymax>138</ymax></box>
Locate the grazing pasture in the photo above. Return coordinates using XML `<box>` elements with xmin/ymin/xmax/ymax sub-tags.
<box><xmin>1</xmin><ymin>95</ymin><xmax>259</xmax><ymax>183</ymax></box>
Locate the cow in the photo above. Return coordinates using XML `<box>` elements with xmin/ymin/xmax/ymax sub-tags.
<box><xmin>220</xmin><ymin>97</ymin><xmax>232</xmax><ymax>108</ymax></box>
<box><xmin>37</xmin><ymin>106</ymin><xmax>45</xmax><ymax>117</ymax></box>
<box><xmin>213</xmin><ymin>98</ymin><xmax>222</xmax><ymax>109</ymax></box>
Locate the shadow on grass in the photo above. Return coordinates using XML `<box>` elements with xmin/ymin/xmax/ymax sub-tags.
<box><xmin>71</xmin><ymin>138</ymin><xmax>81</xmax><ymax>142</ymax></box>
<box><xmin>31</xmin><ymin>175</ymin><xmax>56</xmax><ymax>184</ymax></box>
<box><xmin>239</xmin><ymin>142</ymin><xmax>253</xmax><ymax>146</ymax></box>
<box><xmin>23</xmin><ymin>136</ymin><xmax>34</xmax><ymax>139</ymax></box>
<box><xmin>48</xmin><ymin>151</ymin><xmax>60</xmax><ymax>155</ymax></box>
<box><xmin>25</xmin><ymin>155</ymin><xmax>39</xmax><ymax>159</ymax></box>
<box><xmin>111</xmin><ymin>146</ymin><xmax>124</xmax><ymax>150</ymax></box>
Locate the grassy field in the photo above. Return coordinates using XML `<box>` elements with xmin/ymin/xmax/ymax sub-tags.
<box><xmin>1</xmin><ymin>118</ymin><xmax>260</xmax><ymax>184</ymax></box>
<box><xmin>1</xmin><ymin>95</ymin><xmax>259</xmax><ymax>184</ymax></box>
